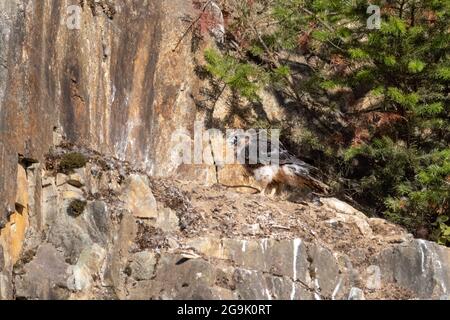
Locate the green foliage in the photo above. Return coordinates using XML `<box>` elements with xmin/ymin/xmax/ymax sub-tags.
<box><xmin>381</xmin><ymin>17</ymin><xmax>407</xmax><ymax>36</ymax></box>
<box><xmin>383</xmin><ymin>55</ymin><xmax>397</xmax><ymax>66</ymax></box>
<box><xmin>320</xmin><ymin>80</ymin><xmax>339</xmax><ymax>90</ymax></box>
<box><xmin>290</xmin><ymin>127</ymin><xmax>335</xmax><ymax>157</ymax></box>
<box><xmin>386</xmin><ymin>87</ymin><xmax>420</xmax><ymax>109</ymax></box>
<box><xmin>59</xmin><ymin>152</ymin><xmax>88</xmax><ymax>173</ymax></box>
<box><xmin>204</xmin><ymin>49</ymin><xmax>265</xmax><ymax>101</ymax></box>
<box><xmin>203</xmin><ymin>0</ymin><xmax>450</xmax><ymax>245</ymax></box>
<box><xmin>348</xmin><ymin>48</ymin><xmax>370</xmax><ymax>60</ymax></box>
<box><xmin>346</xmin><ymin>139</ymin><xmax>449</xmax><ymax>241</ymax></box>
<box><xmin>435</xmin><ymin>66</ymin><xmax>450</xmax><ymax>80</ymax></box>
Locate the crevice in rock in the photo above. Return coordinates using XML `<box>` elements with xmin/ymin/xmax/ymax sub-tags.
<box><xmin>18</xmin><ymin>154</ymin><xmax>38</xmax><ymax>170</ymax></box>
<box><xmin>150</xmin><ymin>253</ymin><xmax>161</xmax><ymax>281</ymax></box>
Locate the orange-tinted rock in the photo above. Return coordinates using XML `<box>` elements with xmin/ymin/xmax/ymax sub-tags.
<box><xmin>0</xmin><ymin>165</ymin><xmax>29</xmax><ymax>267</ymax></box>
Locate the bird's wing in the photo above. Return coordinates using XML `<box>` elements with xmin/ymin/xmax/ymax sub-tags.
<box><xmin>283</xmin><ymin>163</ymin><xmax>330</xmax><ymax>193</ymax></box>
<box><xmin>276</xmin><ymin>142</ymin><xmax>316</xmax><ymax>171</ymax></box>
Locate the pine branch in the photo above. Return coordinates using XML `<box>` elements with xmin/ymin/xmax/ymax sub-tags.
<box><xmin>173</xmin><ymin>0</ymin><xmax>214</xmax><ymax>52</ymax></box>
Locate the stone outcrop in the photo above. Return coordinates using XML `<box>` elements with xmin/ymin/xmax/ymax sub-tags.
<box><xmin>120</xmin><ymin>174</ymin><xmax>158</xmax><ymax>219</ymax></box>
<box><xmin>0</xmin><ymin>146</ymin><xmax>449</xmax><ymax>300</ymax></box>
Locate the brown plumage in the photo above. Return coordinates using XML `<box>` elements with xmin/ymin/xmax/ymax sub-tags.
<box><xmin>232</xmin><ymin>132</ymin><xmax>329</xmax><ymax>195</ymax></box>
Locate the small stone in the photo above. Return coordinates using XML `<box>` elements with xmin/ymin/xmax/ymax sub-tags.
<box><xmin>0</xmin><ymin>272</ymin><xmax>13</xmax><ymax>300</ymax></box>
<box><xmin>324</xmin><ymin>219</ymin><xmax>340</xmax><ymax>228</ymax></box>
<box><xmin>59</xmin><ymin>182</ymin><xmax>84</xmax><ymax>200</ymax></box>
<box><xmin>120</xmin><ymin>174</ymin><xmax>157</xmax><ymax>219</ymax></box>
<box><xmin>129</xmin><ymin>251</ymin><xmax>157</xmax><ymax>281</ymax></box>
<box><xmin>68</xmin><ymin>173</ymin><xmax>85</xmax><ymax>188</ymax></box>
<box><xmin>243</xmin><ymin>223</ymin><xmax>261</xmax><ymax>235</ymax></box>
<box><xmin>365</xmin><ymin>265</ymin><xmax>382</xmax><ymax>291</ymax></box>
<box><xmin>167</xmin><ymin>237</ymin><xmax>180</xmax><ymax>249</ymax></box>
<box><xmin>321</xmin><ymin>198</ymin><xmax>363</xmax><ymax>217</ymax></box>
<box><xmin>56</xmin><ymin>173</ymin><xmax>68</xmax><ymax>186</ymax></box>
<box><xmin>348</xmin><ymin>287</ymin><xmax>365</xmax><ymax>300</ymax></box>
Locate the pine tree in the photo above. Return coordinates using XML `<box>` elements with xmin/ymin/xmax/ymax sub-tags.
<box><xmin>202</xmin><ymin>0</ymin><xmax>449</xmax><ymax>245</ymax></box>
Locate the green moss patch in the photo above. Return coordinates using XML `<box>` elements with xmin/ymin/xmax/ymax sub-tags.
<box><xmin>67</xmin><ymin>199</ymin><xmax>87</xmax><ymax>217</ymax></box>
<box><xmin>59</xmin><ymin>152</ymin><xmax>87</xmax><ymax>173</ymax></box>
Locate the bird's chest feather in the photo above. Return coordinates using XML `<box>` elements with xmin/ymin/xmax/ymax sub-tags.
<box><xmin>253</xmin><ymin>165</ymin><xmax>279</xmax><ymax>183</ymax></box>
<box><xmin>276</xmin><ymin>165</ymin><xmax>304</xmax><ymax>186</ymax></box>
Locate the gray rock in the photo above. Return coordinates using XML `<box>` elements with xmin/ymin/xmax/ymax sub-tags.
<box><xmin>155</xmin><ymin>207</ymin><xmax>179</xmax><ymax>232</ymax></box>
<box><xmin>67</xmin><ymin>168</ymin><xmax>86</xmax><ymax>188</ymax></box>
<box><xmin>53</xmin><ymin>206</ymin><xmax>107</xmax><ymax>263</ymax></box>
<box><xmin>0</xmin><ymin>272</ymin><xmax>13</xmax><ymax>300</ymax></box>
<box><xmin>206</xmin><ymin>1</ymin><xmax>225</xmax><ymax>44</ymax></box>
<box><xmin>269</xmin><ymin>239</ymin><xmax>309</xmax><ymax>280</ymax></box>
<box><xmin>148</xmin><ymin>254</ymin><xmax>218</xmax><ymax>300</ymax></box>
<box><xmin>42</xmin><ymin>180</ymin><xmax>58</xmax><ymax>229</ymax></box>
<box><xmin>23</xmin><ymin>163</ymin><xmax>45</xmax><ymax>252</ymax></box>
<box><xmin>47</xmin><ymin>203</ymin><xmax>95</xmax><ymax>264</ymax></box>
<box><xmin>89</xmin><ymin>201</ymin><xmax>110</xmax><ymax>235</ymax></box>
<box><xmin>67</xmin><ymin>244</ymin><xmax>106</xmax><ymax>293</ymax></box>
<box><xmin>129</xmin><ymin>251</ymin><xmax>157</xmax><ymax>281</ymax></box>
<box><xmin>81</xmin><ymin>201</ymin><xmax>111</xmax><ymax>247</ymax></box>
<box><xmin>377</xmin><ymin>239</ymin><xmax>450</xmax><ymax>299</ymax></box>
<box><xmin>234</xmin><ymin>268</ymin><xmax>272</xmax><ymax>300</ymax></box>
<box><xmin>14</xmin><ymin>244</ymin><xmax>70</xmax><ymax>300</ymax></box>
<box><xmin>309</xmin><ymin>244</ymin><xmax>342</xmax><ymax>298</ymax></box>
<box><xmin>348</xmin><ymin>287</ymin><xmax>365</xmax><ymax>300</ymax></box>
<box><xmin>232</xmin><ymin>268</ymin><xmax>313</xmax><ymax>300</ymax></box>
<box><xmin>222</xmin><ymin>238</ymin><xmax>309</xmax><ymax>281</ymax></box>
<box><xmin>102</xmin><ymin>212</ymin><xmax>137</xmax><ymax>298</ymax></box>
<box><xmin>242</xmin><ymin>223</ymin><xmax>262</xmax><ymax>236</ymax></box>
<box><xmin>265</xmin><ymin>274</ymin><xmax>313</xmax><ymax>300</ymax></box>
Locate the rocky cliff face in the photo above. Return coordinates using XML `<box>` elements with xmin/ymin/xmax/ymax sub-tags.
<box><xmin>0</xmin><ymin>0</ymin><xmax>205</xmax><ymax>224</ymax></box>
<box><xmin>0</xmin><ymin>1</ymin><xmax>449</xmax><ymax>300</ymax></box>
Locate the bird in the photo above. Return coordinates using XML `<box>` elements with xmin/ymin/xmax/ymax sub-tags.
<box><xmin>230</xmin><ymin>131</ymin><xmax>330</xmax><ymax>196</ymax></box>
